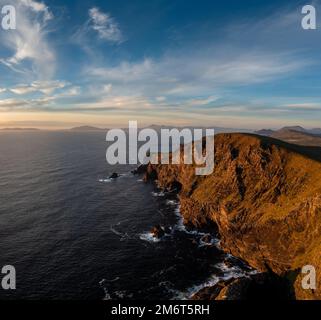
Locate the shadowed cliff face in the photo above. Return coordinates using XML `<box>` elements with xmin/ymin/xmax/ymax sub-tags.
<box><xmin>144</xmin><ymin>133</ymin><xmax>321</xmax><ymax>300</ymax></box>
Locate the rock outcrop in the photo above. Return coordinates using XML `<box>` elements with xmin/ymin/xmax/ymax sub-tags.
<box><xmin>109</xmin><ymin>172</ymin><xmax>120</xmax><ymax>179</ymax></box>
<box><xmin>150</xmin><ymin>225</ymin><xmax>165</xmax><ymax>238</ymax></box>
<box><xmin>192</xmin><ymin>273</ymin><xmax>295</xmax><ymax>300</ymax></box>
<box><xmin>144</xmin><ymin>133</ymin><xmax>321</xmax><ymax>299</ymax></box>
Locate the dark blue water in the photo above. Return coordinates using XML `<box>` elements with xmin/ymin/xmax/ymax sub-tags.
<box><xmin>0</xmin><ymin>131</ymin><xmax>250</xmax><ymax>300</ymax></box>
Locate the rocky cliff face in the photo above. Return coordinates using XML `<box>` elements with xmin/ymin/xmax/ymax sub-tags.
<box><xmin>144</xmin><ymin>133</ymin><xmax>321</xmax><ymax>299</ymax></box>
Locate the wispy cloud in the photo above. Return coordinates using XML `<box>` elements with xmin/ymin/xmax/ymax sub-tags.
<box><xmin>86</xmin><ymin>50</ymin><xmax>308</xmax><ymax>99</ymax></box>
<box><xmin>186</xmin><ymin>96</ymin><xmax>219</xmax><ymax>106</ymax></box>
<box><xmin>280</xmin><ymin>103</ymin><xmax>321</xmax><ymax>111</ymax></box>
<box><xmin>0</xmin><ymin>95</ymin><xmax>58</xmax><ymax>112</ymax></box>
<box><xmin>88</xmin><ymin>7</ymin><xmax>123</xmax><ymax>43</ymax></box>
<box><xmin>0</xmin><ymin>0</ymin><xmax>55</xmax><ymax>79</ymax></box>
<box><xmin>19</xmin><ymin>0</ymin><xmax>53</xmax><ymax>21</ymax></box>
<box><xmin>0</xmin><ymin>98</ymin><xmax>28</xmax><ymax>111</ymax></box>
<box><xmin>10</xmin><ymin>80</ymin><xmax>68</xmax><ymax>95</ymax></box>
<box><xmin>73</xmin><ymin>7</ymin><xmax>123</xmax><ymax>48</ymax></box>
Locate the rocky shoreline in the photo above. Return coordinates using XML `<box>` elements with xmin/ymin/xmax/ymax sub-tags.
<box><xmin>140</xmin><ymin>133</ymin><xmax>321</xmax><ymax>300</ymax></box>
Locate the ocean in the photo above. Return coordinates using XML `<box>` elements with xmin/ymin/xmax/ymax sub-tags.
<box><xmin>0</xmin><ymin>131</ymin><xmax>251</xmax><ymax>300</ymax></box>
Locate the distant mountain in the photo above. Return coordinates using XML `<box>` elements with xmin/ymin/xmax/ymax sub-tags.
<box><xmin>145</xmin><ymin>124</ymin><xmax>251</xmax><ymax>134</ymax></box>
<box><xmin>69</xmin><ymin>126</ymin><xmax>105</xmax><ymax>131</ymax></box>
<box><xmin>254</xmin><ymin>129</ymin><xmax>274</xmax><ymax>136</ymax></box>
<box><xmin>0</xmin><ymin>128</ymin><xmax>39</xmax><ymax>131</ymax></box>
<box><xmin>254</xmin><ymin>126</ymin><xmax>321</xmax><ymax>146</ymax></box>
<box><xmin>272</xmin><ymin>126</ymin><xmax>321</xmax><ymax>136</ymax></box>
<box><xmin>310</xmin><ymin>128</ymin><xmax>321</xmax><ymax>135</ymax></box>
<box><xmin>280</xmin><ymin>125</ymin><xmax>306</xmax><ymax>133</ymax></box>
<box><xmin>270</xmin><ymin>128</ymin><xmax>321</xmax><ymax>146</ymax></box>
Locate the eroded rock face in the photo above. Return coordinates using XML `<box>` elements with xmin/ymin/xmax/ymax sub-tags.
<box><xmin>144</xmin><ymin>133</ymin><xmax>321</xmax><ymax>299</ymax></box>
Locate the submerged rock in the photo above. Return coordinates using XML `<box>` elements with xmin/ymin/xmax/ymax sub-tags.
<box><xmin>200</xmin><ymin>234</ymin><xmax>212</xmax><ymax>244</ymax></box>
<box><xmin>163</xmin><ymin>226</ymin><xmax>172</xmax><ymax>234</ymax></box>
<box><xmin>151</xmin><ymin>225</ymin><xmax>165</xmax><ymax>238</ymax></box>
<box><xmin>131</xmin><ymin>164</ymin><xmax>148</xmax><ymax>175</ymax></box>
<box><xmin>109</xmin><ymin>172</ymin><xmax>120</xmax><ymax>179</ymax></box>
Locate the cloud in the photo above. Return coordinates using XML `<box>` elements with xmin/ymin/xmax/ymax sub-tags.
<box><xmin>70</xmin><ymin>95</ymin><xmax>152</xmax><ymax>111</ymax></box>
<box><xmin>10</xmin><ymin>80</ymin><xmax>68</xmax><ymax>95</ymax></box>
<box><xmin>10</xmin><ymin>86</ymin><xmax>35</xmax><ymax>95</ymax></box>
<box><xmin>0</xmin><ymin>0</ymin><xmax>55</xmax><ymax>79</ymax></box>
<box><xmin>88</xmin><ymin>59</ymin><xmax>153</xmax><ymax>81</ymax></box>
<box><xmin>0</xmin><ymin>98</ymin><xmax>28</xmax><ymax>111</ymax></box>
<box><xmin>101</xmin><ymin>84</ymin><xmax>112</xmax><ymax>94</ymax></box>
<box><xmin>58</xmin><ymin>86</ymin><xmax>81</xmax><ymax>97</ymax></box>
<box><xmin>0</xmin><ymin>95</ymin><xmax>57</xmax><ymax>112</ymax></box>
<box><xmin>88</xmin><ymin>7</ymin><xmax>123</xmax><ymax>43</ymax></box>
<box><xmin>20</xmin><ymin>0</ymin><xmax>53</xmax><ymax>21</ymax></box>
<box><xmin>186</xmin><ymin>96</ymin><xmax>218</xmax><ymax>106</ymax></box>
<box><xmin>86</xmin><ymin>50</ymin><xmax>307</xmax><ymax>100</ymax></box>
<box><xmin>280</xmin><ymin>103</ymin><xmax>321</xmax><ymax>111</ymax></box>
<box><xmin>73</xmin><ymin>7</ymin><xmax>123</xmax><ymax>46</ymax></box>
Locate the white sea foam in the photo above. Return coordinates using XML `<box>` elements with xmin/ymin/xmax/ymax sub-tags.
<box><xmin>171</xmin><ymin>261</ymin><xmax>251</xmax><ymax>300</ymax></box>
<box><xmin>198</xmin><ymin>236</ymin><xmax>219</xmax><ymax>247</ymax></box>
<box><xmin>169</xmin><ymin>204</ymin><xmax>258</xmax><ymax>299</ymax></box>
<box><xmin>99</xmin><ymin>173</ymin><xmax>131</xmax><ymax>183</ymax></box>
<box><xmin>139</xmin><ymin>232</ymin><xmax>161</xmax><ymax>243</ymax></box>
<box><xmin>98</xmin><ymin>178</ymin><xmax>112</xmax><ymax>183</ymax></box>
<box><xmin>100</xmin><ymin>277</ymin><xmax>121</xmax><ymax>300</ymax></box>
<box><xmin>166</xmin><ymin>199</ymin><xmax>178</xmax><ymax>206</ymax></box>
<box><xmin>173</xmin><ymin>205</ymin><xmax>186</xmax><ymax>232</ymax></box>
<box><xmin>151</xmin><ymin>191</ymin><xmax>166</xmax><ymax>197</ymax></box>
<box><xmin>173</xmin><ymin>205</ymin><xmax>207</xmax><ymax>236</ymax></box>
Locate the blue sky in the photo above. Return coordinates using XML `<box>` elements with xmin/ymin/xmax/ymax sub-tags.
<box><xmin>0</xmin><ymin>0</ymin><xmax>320</xmax><ymax>129</ymax></box>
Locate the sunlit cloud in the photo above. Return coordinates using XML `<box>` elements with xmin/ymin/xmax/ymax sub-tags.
<box><xmin>10</xmin><ymin>81</ymin><xmax>68</xmax><ymax>95</ymax></box>
<box><xmin>0</xmin><ymin>0</ymin><xmax>55</xmax><ymax>79</ymax></box>
<box><xmin>86</xmin><ymin>51</ymin><xmax>308</xmax><ymax>99</ymax></box>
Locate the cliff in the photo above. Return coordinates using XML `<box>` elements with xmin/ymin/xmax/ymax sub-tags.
<box><xmin>144</xmin><ymin>133</ymin><xmax>321</xmax><ymax>299</ymax></box>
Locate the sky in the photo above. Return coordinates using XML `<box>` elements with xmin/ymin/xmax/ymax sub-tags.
<box><xmin>0</xmin><ymin>0</ymin><xmax>320</xmax><ymax>129</ymax></box>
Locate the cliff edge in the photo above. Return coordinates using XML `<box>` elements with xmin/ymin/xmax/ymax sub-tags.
<box><xmin>144</xmin><ymin>133</ymin><xmax>321</xmax><ymax>299</ymax></box>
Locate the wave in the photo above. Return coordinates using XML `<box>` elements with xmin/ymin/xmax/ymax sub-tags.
<box><xmin>151</xmin><ymin>191</ymin><xmax>166</xmax><ymax>197</ymax></box>
<box><xmin>139</xmin><ymin>232</ymin><xmax>161</xmax><ymax>243</ymax></box>
<box><xmin>110</xmin><ymin>224</ymin><xmax>130</xmax><ymax>241</ymax></box>
<box><xmin>171</xmin><ymin>261</ymin><xmax>256</xmax><ymax>300</ymax></box>
<box><xmin>173</xmin><ymin>205</ymin><xmax>208</xmax><ymax>237</ymax></box>
<box><xmin>98</xmin><ymin>178</ymin><xmax>112</xmax><ymax>183</ymax></box>
<box><xmin>100</xmin><ymin>277</ymin><xmax>134</xmax><ymax>300</ymax></box>
<box><xmin>166</xmin><ymin>199</ymin><xmax>178</xmax><ymax>206</ymax></box>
